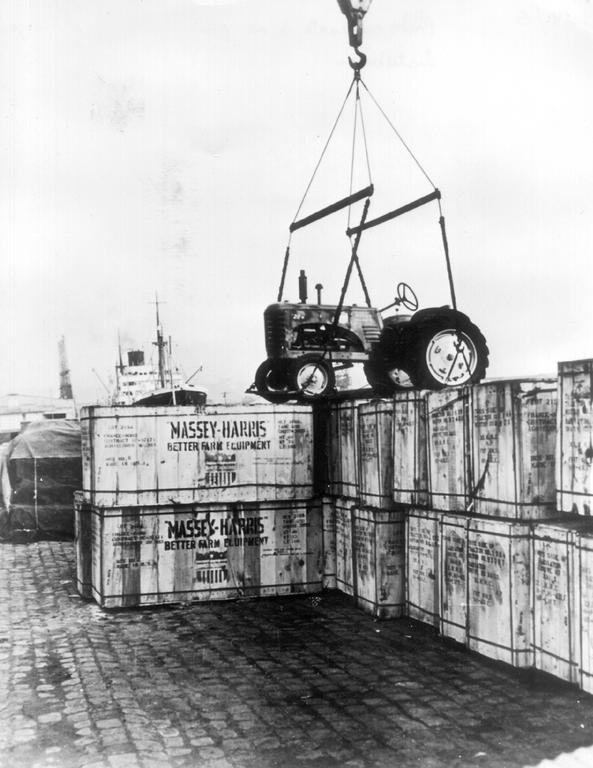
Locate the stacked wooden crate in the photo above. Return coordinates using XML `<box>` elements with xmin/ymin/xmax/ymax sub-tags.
<box><xmin>406</xmin><ymin>378</ymin><xmax>559</xmax><ymax>668</ymax></box>
<box><xmin>323</xmin><ymin>398</ymin><xmax>405</xmax><ymax>619</ymax></box>
<box><xmin>530</xmin><ymin>359</ymin><xmax>593</xmax><ymax>688</ymax></box>
<box><xmin>75</xmin><ymin>404</ymin><xmax>323</xmax><ymax>608</ymax></box>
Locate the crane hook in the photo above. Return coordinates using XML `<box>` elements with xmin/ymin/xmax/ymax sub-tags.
<box><xmin>348</xmin><ymin>47</ymin><xmax>367</xmax><ymax>72</ymax></box>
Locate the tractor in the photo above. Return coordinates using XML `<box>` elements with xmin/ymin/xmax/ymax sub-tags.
<box><xmin>254</xmin><ymin>273</ymin><xmax>488</xmax><ymax>402</ymax></box>
<box><xmin>251</xmin><ymin>1</ymin><xmax>489</xmax><ymax>403</ymax></box>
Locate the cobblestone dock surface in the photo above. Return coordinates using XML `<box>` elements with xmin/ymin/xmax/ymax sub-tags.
<box><xmin>2</xmin><ymin>541</ymin><xmax>593</xmax><ymax>768</ymax></box>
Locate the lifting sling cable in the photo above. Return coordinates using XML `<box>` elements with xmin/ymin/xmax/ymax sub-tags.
<box><xmin>360</xmin><ymin>78</ymin><xmax>436</xmax><ymax>189</ymax></box>
<box><xmin>278</xmin><ymin>78</ymin><xmax>357</xmax><ymax>302</ymax></box>
<box><xmin>358</xmin><ymin>76</ymin><xmax>459</xmax><ymax>311</ymax></box>
<box><xmin>347</xmin><ymin>78</ymin><xmax>373</xmax><ymax>307</ymax></box>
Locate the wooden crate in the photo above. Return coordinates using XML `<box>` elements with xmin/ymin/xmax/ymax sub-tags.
<box><xmin>321</xmin><ymin>496</ymin><xmax>337</xmax><ymax>590</ymax></box>
<box><xmin>326</xmin><ymin>401</ymin><xmax>360</xmax><ymax>500</ymax></box>
<box><xmin>531</xmin><ymin>521</ymin><xmax>585</xmax><ymax>683</ymax></box>
<box><xmin>80</xmin><ymin>404</ymin><xmax>314</xmax><ymax>507</ymax></box>
<box><xmin>471</xmin><ymin>378</ymin><xmax>557</xmax><ymax>519</ymax></box>
<box><xmin>358</xmin><ymin>400</ymin><xmax>394</xmax><ymax>510</ymax></box>
<box><xmin>335</xmin><ymin>497</ymin><xmax>355</xmax><ymax>596</ymax></box>
<box><xmin>405</xmin><ymin>509</ymin><xmax>441</xmax><ymax>627</ymax></box>
<box><xmin>557</xmin><ymin>360</ymin><xmax>593</xmax><ymax>515</ymax></box>
<box><xmin>86</xmin><ymin>499</ymin><xmax>323</xmax><ymax>609</ymax></box>
<box><xmin>439</xmin><ymin>513</ymin><xmax>469</xmax><ymax>644</ymax></box>
<box><xmin>393</xmin><ymin>392</ymin><xmax>429</xmax><ymax>507</ymax></box>
<box><xmin>467</xmin><ymin>518</ymin><xmax>532</xmax><ymax>667</ymax></box>
<box><xmin>575</xmin><ymin>525</ymin><xmax>593</xmax><ymax>694</ymax></box>
<box><xmin>353</xmin><ymin>506</ymin><xmax>405</xmax><ymax>619</ymax></box>
<box><xmin>74</xmin><ymin>490</ymin><xmax>93</xmax><ymax>599</ymax></box>
<box><xmin>427</xmin><ymin>389</ymin><xmax>472</xmax><ymax>512</ymax></box>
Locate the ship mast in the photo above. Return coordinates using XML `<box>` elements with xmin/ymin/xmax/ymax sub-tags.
<box><xmin>153</xmin><ymin>295</ymin><xmax>167</xmax><ymax>389</ymax></box>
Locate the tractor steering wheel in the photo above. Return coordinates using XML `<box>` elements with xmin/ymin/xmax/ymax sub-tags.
<box><xmin>396</xmin><ymin>282</ymin><xmax>419</xmax><ymax>312</ymax></box>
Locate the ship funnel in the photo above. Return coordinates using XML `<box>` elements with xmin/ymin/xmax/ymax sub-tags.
<box><xmin>128</xmin><ymin>350</ymin><xmax>144</xmax><ymax>366</ymax></box>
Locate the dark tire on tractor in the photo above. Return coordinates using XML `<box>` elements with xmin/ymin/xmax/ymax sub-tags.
<box><xmin>254</xmin><ymin>359</ymin><xmax>291</xmax><ymax>403</ymax></box>
<box><xmin>289</xmin><ymin>354</ymin><xmax>335</xmax><ymax>401</ymax></box>
<box><xmin>363</xmin><ymin>360</ymin><xmax>414</xmax><ymax>397</ymax></box>
<box><xmin>408</xmin><ymin>313</ymin><xmax>489</xmax><ymax>389</ymax></box>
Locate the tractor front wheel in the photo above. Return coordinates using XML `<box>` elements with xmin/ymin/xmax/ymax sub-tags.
<box><xmin>289</xmin><ymin>355</ymin><xmax>335</xmax><ymax>401</ymax></box>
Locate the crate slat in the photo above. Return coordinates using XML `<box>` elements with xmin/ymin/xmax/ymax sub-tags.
<box><xmin>393</xmin><ymin>392</ymin><xmax>429</xmax><ymax>507</ymax></box>
<box><xmin>321</xmin><ymin>496</ymin><xmax>337</xmax><ymax>590</ymax></box>
<box><xmin>532</xmin><ymin>521</ymin><xmax>583</xmax><ymax>683</ymax></box>
<box><xmin>353</xmin><ymin>506</ymin><xmax>405</xmax><ymax>619</ymax></box>
<box><xmin>557</xmin><ymin>360</ymin><xmax>593</xmax><ymax>515</ymax></box>
<box><xmin>335</xmin><ymin>497</ymin><xmax>354</xmax><ymax>596</ymax></box>
<box><xmin>74</xmin><ymin>491</ymin><xmax>93</xmax><ymax>599</ymax></box>
<box><xmin>327</xmin><ymin>402</ymin><xmax>360</xmax><ymax>500</ymax></box>
<box><xmin>358</xmin><ymin>400</ymin><xmax>394</xmax><ymax>510</ymax></box>
<box><xmin>427</xmin><ymin>390</ymin><xmax>471</xmax><ymax>512</ymax></box>
<box><xmin>405</xmin><ymin>509</ymin><xmax>441</xmax><ymax>627</ymax></box>
<box><xmin>577</xmin><ymin>528</ymin><xmax>593</xmax><ymax>694</ymax></box>
<box><xmin>440</xmin><ymin>513</ymin><xmax>469</xmax><ymax>644</ymax></box>
<box><xmin>467</xmin><ymin>518</ymin><xmax>532</xmax><ymax>667</ymax></box>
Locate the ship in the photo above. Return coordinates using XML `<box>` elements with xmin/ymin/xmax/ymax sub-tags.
<box><xmin>113</xmin><ymin>300</ymin><xmax>207</xmax><ymax>407</ymax></box>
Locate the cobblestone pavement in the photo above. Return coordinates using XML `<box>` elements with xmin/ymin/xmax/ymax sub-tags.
<box><xmin>2</xmin><ymin>542</ymin><xmax>593</xmax><ymax>768</ymax></box>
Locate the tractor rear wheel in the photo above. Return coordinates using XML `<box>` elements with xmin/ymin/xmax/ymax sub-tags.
<box><xmin>409</xmin><ymin>315</ymin><xmax>489</xmax><ymax>389</ymax></box>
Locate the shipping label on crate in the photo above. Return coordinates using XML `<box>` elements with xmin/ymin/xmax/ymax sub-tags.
<box><xmin>81</xmin><ymin>405</ymin><xmax>314</xmax><ymax>506</ymax></box>
<box><xmin>558</xmin><ymin>361</ymin><xmax>593</xmax><ymax>515</ymax></box>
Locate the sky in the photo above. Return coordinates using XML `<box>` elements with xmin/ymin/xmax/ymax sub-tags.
<box><xmin>2</xmin><ymin>0</ymin><xmax>593</xmax><ymax>405</ymax></box>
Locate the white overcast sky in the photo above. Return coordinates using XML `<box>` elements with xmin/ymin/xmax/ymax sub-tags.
<box><xmin>2</xmin><ymin>0</ymin><xmax>593</xmax><ymax>404</ymax></box>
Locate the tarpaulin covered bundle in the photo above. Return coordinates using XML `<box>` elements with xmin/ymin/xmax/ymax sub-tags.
<box><xmin>0</xmin><ymin>419</ymin><xmax>81</xmax><ymax>541</ymax></box>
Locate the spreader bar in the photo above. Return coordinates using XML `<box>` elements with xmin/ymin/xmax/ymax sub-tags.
<box><xmin>346</xmin><ymin>189</ymin><xmax>441</xmax><ymax>237</ymax></box>
<box><xmin>289</xmin><ymin>184</ymin><xmax>374</xmax><ymax>233</ymax></box>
